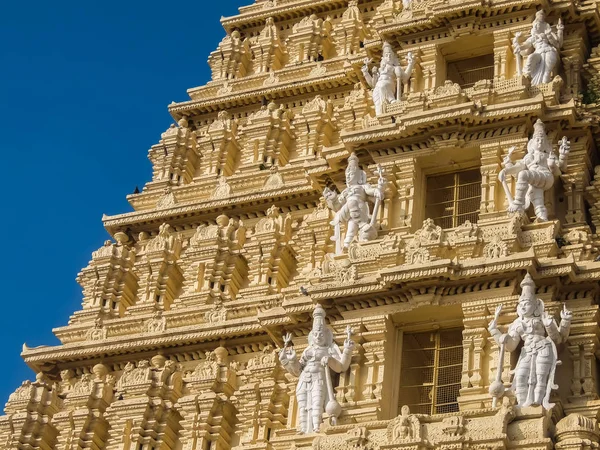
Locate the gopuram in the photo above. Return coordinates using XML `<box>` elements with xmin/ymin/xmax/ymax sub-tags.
<box><xmin>4</xmin><ymin>0</ymin><xmax>600</xmax><ymax>449</ymax></box>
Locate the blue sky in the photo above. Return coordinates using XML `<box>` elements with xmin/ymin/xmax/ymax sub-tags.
<box><xmin>0</xmin><ymin>0</ymin><xmax>243</xmax><ymax>405</ymax></box>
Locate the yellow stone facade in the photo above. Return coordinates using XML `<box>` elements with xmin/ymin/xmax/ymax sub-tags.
<box><xmin>4</xmin><ymin>0</ymin><xmax>600</xmax><ymax>449</ymax></box>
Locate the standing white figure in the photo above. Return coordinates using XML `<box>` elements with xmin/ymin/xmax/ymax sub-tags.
<box><xmin>498</xmin><ymin>119</ymin><xmax>570</xmax><ymax>222</ymax></box>
<box><xmin>279</xmin><ymin>305</ymin><xmax>354</xmax><ymax>434</ymax></box>
<box><xmin>512</xmin><ymin>10</ymin><xmax>564</xmax><ymax>86</ymax></box>
<box><xmin>488</xmin><ymin>274</ymin><xmax>572</xmax><ymax>409</ymax></box>
<box><xmin>361</xmin><ymin>41</ymin><xmax>415</xmax><ymax>115</ymax></box>
<box><xmin>323</xmin><ymin>153</ymin><xmax>385</xmax><ymax>253</ymax></box>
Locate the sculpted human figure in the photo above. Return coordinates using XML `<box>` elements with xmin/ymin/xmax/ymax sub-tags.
<box><xmin>488</xmin><ymin>274</ymin><xmax>572</xmax><ymax>408</ymax></box>
<box><xmin>499</xmin><ymin>119</ymin><xmax>570</xmax><ymax>221</ymax></box>
<box><xmin>279</xmin><ymin>305</ymin><xmax>354</xmax><ymax>434</ymax></box>
<box><xmin>323</xmin><ymin>153</ymin><xmax>385</xmax><ymax>253</ymax></box>
<box><xmin>361</xmin><ymin>41</ymin><xmax>415</xmax><ymax>115</ymax></box>
<box><xmin>513</xmin><ymin>10</ymin><xmax>564</xmax><ymax>85</ymax></box>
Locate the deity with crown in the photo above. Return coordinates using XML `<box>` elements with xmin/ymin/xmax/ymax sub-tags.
<box><xmin>499</xmin><ymin>119</ymin><xmax>570</xmax><ymax>222</ymax></box>
<box><xmin>488</xmin><ymin>274</ymin><xmax>571</xmax><ymax>408</ymax></box>
<box><xmin>361</xmin><ymin>41</ymin><xmax>415</xmax><ymax>115</ymax></box>
<box><xmin>323</xmin><ymin>153</ymin><xmax>385</xmax><ymax>253</ymax></box>
<box><xmin>279</xmin><ymin>304</ymin><xmax>354</xmax><ymax>433</ymax></box>
<box><xmin>512</xmin><ymin>10</ymin><xmax>564</xmax><ymax>86</ymax></box>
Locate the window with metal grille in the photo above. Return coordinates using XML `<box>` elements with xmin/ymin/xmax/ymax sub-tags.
<box><xmin>425</xmin><ymin>169</ymin><xmax>481</xmax><ymax>229</ymax></box>
<box><xmin>399</xmin><ymin>329</ymin><xmax>463</xmax><ymax>415</ymax></box>
<box><xmin>446</xmin><ymin>54</ymin><xmax>495</xmax><ymax>89</ymax></box>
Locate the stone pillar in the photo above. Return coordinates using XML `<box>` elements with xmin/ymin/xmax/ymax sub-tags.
<box><xmin>391</xmin><ymin>156</ymin><xmax>418</xmax><ymax>232</ymax></box>
<box><xmin>561</xmin><ymin>134</ymin><xmax>594</xmax><ymax>228</ymax></box>
<box><xmin>567</xmin><ymin>335</ymin><xmax>599</xmax><ymax>402</ymax></box>
<box><xmin>493</xmin><ymin>30</ymin><xmax>511</xmax><ymax>80</ymax></box>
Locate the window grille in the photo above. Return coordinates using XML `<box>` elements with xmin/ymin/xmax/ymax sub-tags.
<box><xmin>399</xmin><ymin>329</ymin><xmax>463</xmax><ymax>415</ymax></box>
<box><xmin>425</xmin><ymin>169</ymin><xmax>481</xmax><ymax>229</ymax></box>
<box><xmin>447</xmin><ymin>54</ymin><xmax>495</xmax><ymax>89</ymax></box>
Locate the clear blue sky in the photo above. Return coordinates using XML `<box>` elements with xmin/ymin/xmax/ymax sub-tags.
<box><xmin>0</xmin><ymin>0</ymin><xmax>243</xmax><ymax>405</ymax></box>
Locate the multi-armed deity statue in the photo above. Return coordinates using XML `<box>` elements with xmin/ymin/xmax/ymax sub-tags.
<box><xmin>512</xmin><ymin>10</ymin><xmax>564</xmax><ymax>86</ymax></box>
<box><xmin>362</xmin><ymin>41</ymin><xmax>415</xmax><ymax>115</ymax></box>
<box><xmin>488</xmin><ymin>274</ymin><xmax>571</xmax><ymax>409</ymax></box>
<box><xmin>499</xmin><ymin>119</ymin><xmax>570</xmax><ymax>222</ymax></box>
<box><xmin>323</xmin><ymin>153</ymin><xmax>385</xmax><ymax>253</ymax></box>
<box><xmin>279</xmin><ymin>304</ymin><xmax>354</xmax><ymax>434</ymax></box>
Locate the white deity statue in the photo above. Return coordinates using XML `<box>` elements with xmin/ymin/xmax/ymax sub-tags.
<box><xmin>323</xmin><ymin>153</ymin><xmax>385</xmax><ymax>253</ymax></box>
<box><xmin>513</xmin><ymin>10</ymin><xmax>564</xmax><ymax>86</ymax></box>
<box><xmin>279</xmin><ymin>304</ymin><xmax>354</xmax><ymax>434</ymax></box>
<box><xmin>361</xmin><ymin>41</ymin><xmax>415</xmax><ymax>115</ymax></box>
<box><xmin>488</xmin><ymin>274</ymin><xmax>571</xmax><ymax>409</ymax></box>
<box><xmin>499</xmin><ymin>119</ymin><xmax>570</xmax><ymax>222</ymax></box>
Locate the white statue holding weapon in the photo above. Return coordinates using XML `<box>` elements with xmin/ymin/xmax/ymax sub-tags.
<box><xmin>279</xmin><ymin>305</ymin><xmax>354</xmax><ymax>433</ymax></box>
<box><xmin>488</xmin><ymin>274</ymin><xmax>572</xmax><ymax>409</ymax></box>
<box><xmin>512</xmin><ymin>11</ymin><xmax>564</xmax><ymax>86</ymax></box>
<box><xmin>498</xmin><ymin>119</ymin><xmax>570</xmax><ymax>222</ymax></box>
<box><xmin>323</xmin><ymin>154</ymin><xmax>385</xmax><ymax>254</ymax></box>
<box><xmin>361</xmin><ymin>41</ymin><xmax>415</xmax><ymax>115</ymax></box>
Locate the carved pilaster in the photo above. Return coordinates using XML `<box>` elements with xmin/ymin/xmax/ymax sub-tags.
<box><xmin>417</xmin><ymin>44</ymin><xmax>440</xmax><ymax>91</ymax></box>
<box><xmin>561</xmin><ymin>133</ymin><xmax>594</xmax><ymax>228</ymax></box>
<box><xmin>493</xmin><ymin>29</ymin><xmax>512</xmax><ymax>81</ymax></box>
<box><xmin>566</xmin><ymin>302</ymin><xmax>600</xmax><ymax>403</ymax></box>
<box><xmin>391</xmin><ymin>156</ymin><xmax>418</xmax><ymax>232</ymax></box>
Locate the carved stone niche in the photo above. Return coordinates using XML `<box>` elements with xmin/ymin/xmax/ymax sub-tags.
<box><xmin>381</xmin><ymin>406</ymin><xmax>425</xmax><ymax>450</ymax></box>
<box><xmin>426</xmin><ymin>81</ymin><xmax>468</xmax><ymax>108</ymax></box>
<box><xmin>479</xmin><ymin>214</ymin><xmax>523</xmax><ymax>258</ymax></box>
<box><xmin>404</xmin><ymin>219</ymin><xmax>450</xmax><ymax>265</ymax></box>
<box><xmin>447</xmin><ymin>220</ymin><xmax>483</xmax><ymax>260</ymax></box>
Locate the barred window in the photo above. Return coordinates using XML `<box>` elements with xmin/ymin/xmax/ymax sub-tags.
<box><xmin>447</xmin><ymin>54</ymin><xmax>495</xmax><ymax>89</ymax></box>
<box><xmin>399</xmin><ymin>329</ymin><xmax>463</xmax><ymax>415</ymax></box>
<box><xmin>425</xmin><ymin>169</ymin><xmax>481</xmax><ymax>229</ymax></box>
